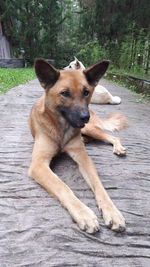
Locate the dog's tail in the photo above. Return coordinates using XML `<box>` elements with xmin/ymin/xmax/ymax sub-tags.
<box><xmin>99</xmin><ymin>113</ymin><xmax>128</xmax><ymax>132</ymax></box>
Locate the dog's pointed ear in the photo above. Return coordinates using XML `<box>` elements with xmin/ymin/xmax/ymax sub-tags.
<box><xmin>74</xmin><ymin>56</ymin><xmax>78</xmax><ymax>61</ymax></box>
<box><xmin>34</xmin><ymin>59</ymin><xmax>60</xmax><ymax>89</ymax></box>
<box><xmin>83</xmin><ymin>60</ymin><xmax>110</xmax><ymax>86</ymax></box>
<box><xmin>74</xmin><ymin>56</ymin><xmax>80</xmax><ymax>68</ymax></box>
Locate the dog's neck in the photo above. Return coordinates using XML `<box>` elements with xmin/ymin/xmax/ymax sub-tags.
<box><xmin>58</xmin><ymin>116</ymin><xmax>79</xmax><ymax>147</ymax></box>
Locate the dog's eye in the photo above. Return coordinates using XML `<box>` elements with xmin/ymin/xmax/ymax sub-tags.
<box><xmin>60</xmin><ymin>90</ymin><xmax>70</xmax><ymax>98</ymax></box>
<box><xmin>83</xmin><ymin>88</ymin><xmax>90</xmax><ymax>97</ymax></box>
<box><xmin>69</xmin><ymin>65</ymin><xmax>72</xmax><ymax>69</ymax></box>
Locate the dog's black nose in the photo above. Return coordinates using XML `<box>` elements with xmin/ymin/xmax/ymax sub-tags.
<box><xmin>80</xmin><ymin>110</ymin><xmax>90</xmax><ymax>123</ymax></box>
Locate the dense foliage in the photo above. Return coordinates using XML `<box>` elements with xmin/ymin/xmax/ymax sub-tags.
<box><xmin>0</xmin><ymin>0</ymin><xmax>150</xmax><ymax>74</ymax></box>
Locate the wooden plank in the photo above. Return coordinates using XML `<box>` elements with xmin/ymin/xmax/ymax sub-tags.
<box><xmin>0</xmin><ymin>79</ymin><xmax>150</xmax><ymax>266</ymax></box>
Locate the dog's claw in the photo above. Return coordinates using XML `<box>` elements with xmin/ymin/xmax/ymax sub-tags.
<box><xmin>93</xmin><ymin>226</ymin><xmax>100</xmax><ymax>233</ymax></box>
<box><xmin>101</xmin><ymin>205</ymin><xmax>126</xmax><ymax>232</ymax></box>
<box><xmin>112</xmin><ymin>224</ymin><xmax>126</xmax><ymax>232</ymax></box>
<box><xmin>83</xmin><ymin>224</ymin><xmax>88</xmax><ymax>231</ymax></box>
<box><xmin>106</xmin><ymin>220</ymin><xmax>113</xmax><ymax>229</ymax></box>
<box><xmin>73</xmin><ymin>205</ymin><xmax>100</xmax><ymax>234</ymax></box>
<box><xmin>113</xmin><ymin>145</ymin><xmax>126</xmax><ymax>156</ymax></box>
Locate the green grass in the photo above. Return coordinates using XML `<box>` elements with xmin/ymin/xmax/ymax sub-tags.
<box><xmin>0</xmin><ymin>68</ymin><xmax>36</xmax><ymax>93</ymax></box>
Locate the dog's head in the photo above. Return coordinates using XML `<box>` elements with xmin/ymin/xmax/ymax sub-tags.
<box><xmin>35</xmin><ymin>59</ymin><xmax>109</xmax><ymax>128</ymax></box>
<box><xmin>64</xmin><ymin>57</ymin><xmax>85</xmax><ymax>71</ymax></box>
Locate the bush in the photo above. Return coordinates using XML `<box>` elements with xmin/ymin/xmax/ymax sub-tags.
<box><xmin>76</xmin><ymin>40</ymin><xmax>109</xmax><ymax>66</ymax></box>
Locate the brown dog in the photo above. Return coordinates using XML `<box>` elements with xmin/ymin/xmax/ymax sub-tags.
<box><xmin>28</xmin><ymin>59</ymin><xmax>126</xmax><ymax>233</ymax></box>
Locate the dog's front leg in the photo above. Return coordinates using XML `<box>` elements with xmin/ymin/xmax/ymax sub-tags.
<box><xmin>65</xmin><ymin>137</ymin><xmax>126</xmax><ymax>232</ymax></box>
<box><xmin>28</xmin><ymin>135</ymin><xmax>99</xmax><ymax>233</ymax></box>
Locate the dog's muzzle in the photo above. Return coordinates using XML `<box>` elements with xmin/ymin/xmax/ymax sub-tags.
<box><xmin>58</xmin><ymin>105</ymin><xmax>90</xmax><ymax>128</ymax></box>
<box><xmin>79</xmin><ymin>109</ymin><xmax>90</xmax><ymax>124</ymax></box>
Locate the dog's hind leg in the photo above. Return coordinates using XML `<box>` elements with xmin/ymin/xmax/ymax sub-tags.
<box><xmin>65</xmin><ymin>137</ymin><xmax>126</xmax><ymax>232</ymax></box>
<box><xmin>91</xmin><ymin>85</ymin><xmax>121</xmax><ymax>105</ymax></box>
<box><xmin>28</xmin><ymin>135</ymin><xmax>99</xmax><ymax>233</ymax></box>
<box><xmin>81</xmin><ymin>110</ymin><xmax>126</xmax><ymax>155</ymax></box>
<box><xmin>82</xmin><ymin>124</ymin><xmax>126</xmax><ymax>156</ymax></box>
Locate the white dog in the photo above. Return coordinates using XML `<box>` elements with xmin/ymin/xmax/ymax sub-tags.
<box><xmin>64</xmin><ymin>57</ymin><xmax>121</xmax><ymax>105</ymax></box>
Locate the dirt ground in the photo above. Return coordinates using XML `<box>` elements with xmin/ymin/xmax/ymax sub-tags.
<box><xmin>0</xmin><ymin>78</ymin><xmax>150</xmax><ymax>266</ymax></box>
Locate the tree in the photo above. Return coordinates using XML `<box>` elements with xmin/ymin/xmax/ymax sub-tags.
<box><xmin>0</xmin><ymin>0</ymin><xmax>149</xmax><ymax>73</ymax></box>
<box><xmin>0</xmin><ymin>0</ymin><xmax>63</xmax><ymax>62</ymax></box>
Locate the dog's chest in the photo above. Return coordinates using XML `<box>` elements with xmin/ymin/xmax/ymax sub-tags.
<box><xmin>60</xmin><ymin>124</ymin><xmax>74</xmax><ymax>147</ymax></box>
<box><xmin>58</xmin><ymin>119</ymin><xmax>77</xmax><ymax>149</ymax></box>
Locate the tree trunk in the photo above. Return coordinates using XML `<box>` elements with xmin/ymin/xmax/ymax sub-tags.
<box><xmin>145</xmin><ymin>38</ymin><xmax>150</xmax><ymax>74</ymax></box>
<box><xmin>0</xmin><ymin>21</ymin><xmax>12</xmax><ymax>58</ymax></box>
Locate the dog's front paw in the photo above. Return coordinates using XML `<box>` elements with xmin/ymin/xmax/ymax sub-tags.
<box><xmin>101</xmin><ymin>205</ymin><xmax>126</xmax><ymax>232</ymax></box>
<box><xmin>71</xmin><ymin>205</ymin><xmax>100</xmax><ymax>234</ymax></box>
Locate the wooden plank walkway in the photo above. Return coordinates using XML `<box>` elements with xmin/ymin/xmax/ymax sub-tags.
<box><xmin>0</xmin><ymin>78</ymin><xmax>150</xmax><ymax>266</ymax></box>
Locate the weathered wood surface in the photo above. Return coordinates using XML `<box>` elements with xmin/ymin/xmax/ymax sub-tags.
<box><xmin>0</xmin><ymin>78</ymin><xmax>150</xmax><ymax>266</ymax></box>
